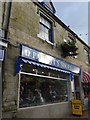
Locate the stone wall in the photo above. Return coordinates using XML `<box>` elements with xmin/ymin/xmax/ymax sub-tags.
<box><xmin>3</xmin><ymin>44</ymin><xmax>19</xmax><ymax>112</ymax></box>
<box><xmin>0</xmin><ymin>2</ymin><xmax>2</xmax><ymax>28</ymax></box>
<box><xmin>2</xmin><ymin>1</ymin><xmax>90</xmax><ymax>117</ymax></box>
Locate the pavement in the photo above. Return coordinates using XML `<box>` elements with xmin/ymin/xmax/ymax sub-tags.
<box><xmin>2</xmin><ymin>109</ymin><xmax>90</xmax><ymax>119</ymax></box>
<box><xmin>66</xmin><ymin>110</ymin><xmax>89</xmax><ymax>118</ymax></box>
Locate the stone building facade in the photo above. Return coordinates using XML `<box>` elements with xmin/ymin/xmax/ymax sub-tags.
<box><xmin>2</xmin><ymin>1</ymin><xmax>90</xmax><ymax>118</ymax></box>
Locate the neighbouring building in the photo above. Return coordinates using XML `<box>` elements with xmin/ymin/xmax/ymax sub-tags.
<box><xmin>0</xmin><ymin>2</ymin><xmax>9</xmax><ymax>119</ymax></box>
<box><xmin>1</xmin><ymin>0</ymin><xmax>90</xmax><ymax>118</ymax></box>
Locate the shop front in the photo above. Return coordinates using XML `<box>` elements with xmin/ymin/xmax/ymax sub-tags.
<box><xmin>16</xmin><ymin>44</ymin><xmax>81</xmax><ymax>118</ymax></box>
<box><xmin>81</xmin><ymin>71</ymin><xmax>90</xmax><ymax>110</ymax></box>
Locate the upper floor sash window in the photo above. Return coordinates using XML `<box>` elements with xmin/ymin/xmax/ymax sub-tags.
<box><xmin>38</xmin><ymin>15</ymin><xmax>53</xmax><ymax>43</ymax></box>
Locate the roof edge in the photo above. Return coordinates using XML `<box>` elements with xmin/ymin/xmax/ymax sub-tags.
<box><xmin>34</xmin><ymin>1</ymin><xmax>90</xmax><ymax>49</ymax></box>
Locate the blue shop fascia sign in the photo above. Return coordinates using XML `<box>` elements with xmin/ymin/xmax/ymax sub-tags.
<box><xmin>17</xmin><ymin>45</ymin><xmax>80</xmax><ymax>74</ymax></box>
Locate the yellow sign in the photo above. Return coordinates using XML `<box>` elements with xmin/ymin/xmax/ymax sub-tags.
<box><xmin>71</xmin><ymin>100</ymin><xmax>83</xmax><ymax>116</ymax></box>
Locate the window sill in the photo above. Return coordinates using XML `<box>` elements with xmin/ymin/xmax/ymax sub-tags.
<box><xmin>37</xmin><ymin>34</ymin><xmax>55</xmax><ymax>46</ymax></box>
<box><xmin>18</xmin><ymin>101</ymin><xmax>69</xmax><ymax>110</ymax></box>
<box><xmin>46</xmin><ymin>40</ymin><xmax>54</xmax><ymax>46</ymax></box>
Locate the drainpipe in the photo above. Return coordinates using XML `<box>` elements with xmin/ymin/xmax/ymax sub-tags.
<box><xmin>4</xmin><ymin>0</ymin><xmax>12</xmax><ymax>39</ymax></box>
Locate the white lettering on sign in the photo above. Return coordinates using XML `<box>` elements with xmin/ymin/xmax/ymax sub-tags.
<box><xmin>21</xmin><ymin>45</ymin><xmax>80</xmax><ymax>73</ymax></box>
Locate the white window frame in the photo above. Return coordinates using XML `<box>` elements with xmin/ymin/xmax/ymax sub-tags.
<box><xmin>38</xmin><ymin>15</ymin><xmax>53</xmax><ymax>44</ymax></box>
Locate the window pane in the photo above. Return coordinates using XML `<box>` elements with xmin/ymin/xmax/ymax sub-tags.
<box><xmin>45</xmin><ymin>20</ymin><xmax>51</xmax><ymax>29</ymax></box>
<box><xmin>19</xmin><ymin>74</ymin><xmax>68</xmax><ymax>108</ymax></box>
<box><xmin>39</xmin><ymin>16</ymin><xmax>53</xmax><ymax>43</ymax></box>
<box><xmin>39</xmin><ymin>24</ymin><xmax>44</xmax><ymax>32</ymax></box>
<box><xmin>40</xmin><ymin>16</ymin><xmax>44</xmax><ymax>24</ymax></box>
<box><xmin>39</xmin><ymin>24</ymin><xmax>45</xmax><ymax>39</ymax></box>
<box><xmin>40</xmin><ymin>16</ymin><xmax>51</xmax><ymax>28</ymax></box>
<box><xmin>39</xmin><ymin>24</ymin><xmax>49</xmax><ymax>41</ymax></box>
<box><xmin>44</xmin><ymin>27</ymin><xmax>48</xmax><ymax>34</ymax></box>
<box><xmin>44</xmin><ymin>33</ymin><xmax>49</xmax><ymax>41</ymax></box>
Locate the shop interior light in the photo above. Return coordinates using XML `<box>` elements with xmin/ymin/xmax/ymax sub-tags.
<box><xmin>20</xmin><ymin>64</ymin><xmax>23</xmax><ymax>67</ymax></box>
<box><xmin>33</xmin><ymin>69</ymin><xmax>37</xmax><ymax>72</ymax></box>
<box><xmin>42</xmin><ymin>71</ymin><xmax>44</xmax><ymax>74</ymax></box>
<box><xmin>33</xmin><ymin>69</ymin><xmax>35</xmax><ymax>71</ymax></box>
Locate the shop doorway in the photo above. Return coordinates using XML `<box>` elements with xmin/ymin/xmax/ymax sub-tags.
<box><xmin>74</xmin><ymin>75</ymin><xmax>81</xmax><ymax>99</ymax></box>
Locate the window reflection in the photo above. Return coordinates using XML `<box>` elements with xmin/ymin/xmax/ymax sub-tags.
<box><xmin>19</xmin><ymin>74</ymin><xmax>68</xmax><ymax>108</ymax></box>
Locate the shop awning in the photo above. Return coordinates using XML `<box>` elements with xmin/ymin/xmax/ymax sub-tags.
<box><xmin>82</xmin><ymin>71</ymin><xmax>90</xmax><ymax>83</ymax></box>
<box><xmin>16</xmin><ymin>57</ymin><xmax>71</xmax><ymax>74</ymax></box>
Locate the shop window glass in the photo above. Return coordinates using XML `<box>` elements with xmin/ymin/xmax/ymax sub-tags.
<box><xmin>37</xmin><ymin>67</ymin><xmax>49</xmax><ymax>76</ymax></box>
<box><xmin>21</xmin><ymin>65</ymin><xmax>68</xmax><ymax>79</ymax></box>
<box><xmin>21</xmin><ymin>64</ymin><xmax>37</xmax><ymax>74</ymax></box>
<box><xmin>19</xmin><ymin>74</ymin><xmax>68</xmax><ymax>108</ymax></box>
<box><xmin>49</xmin><ymin>70</ymin><xmax>59</xmax><ymax>78</ymax></box>
<box><xmin>83</xmin><ymin>85</ymin><xmax>90</xmax><ymax>98</ymax></box>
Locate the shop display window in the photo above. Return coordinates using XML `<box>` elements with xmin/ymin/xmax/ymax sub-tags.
<box><xmin>21</xmin><ymin>64</ymin><xmax>68</xmax><ymax>79</ymax></box>
<box><xmin>83</xmin><ymin>85</ymin><xmax>90</xmax><ymax>98</ymax></box>
<box><xmin>21</xmin><ymin>64</ymin><xmax>37</xmax><ymax>74</ymax></box>
<box><xmin>19</xmin><ymin>74</ymin><xmax>68</xmax><ymax>108</ymax></box>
